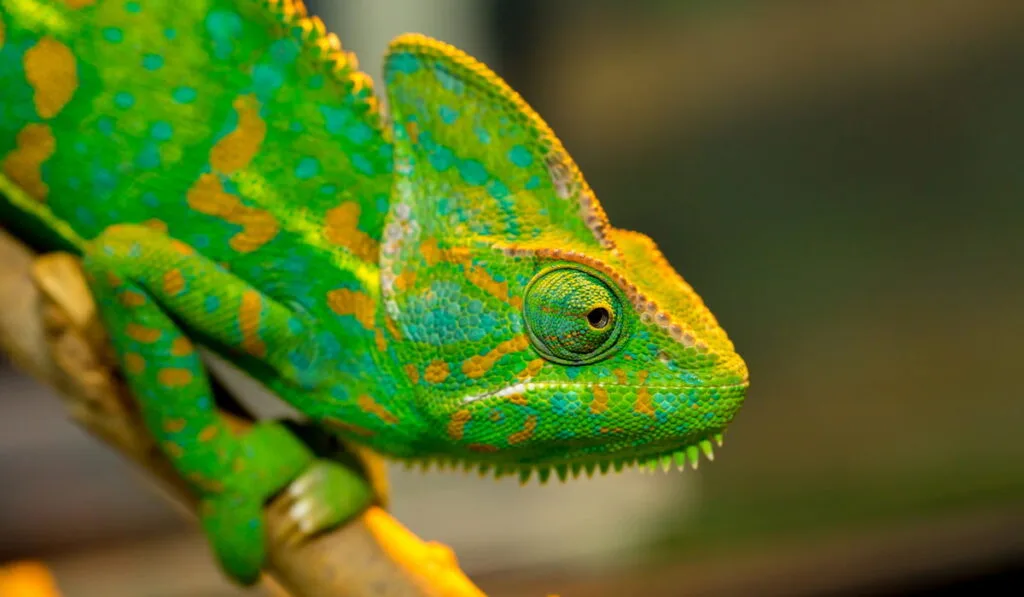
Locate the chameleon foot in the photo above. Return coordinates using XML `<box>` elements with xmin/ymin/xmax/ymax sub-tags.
<box><xmin>200</xmin><ymin>492</ymin><xmax>267</xmax><ymax>586</ymax></box>
<box><xmin>272</xmin><ymin>460</ymin><xmax>374</xmax><ymax>548</ymax></box>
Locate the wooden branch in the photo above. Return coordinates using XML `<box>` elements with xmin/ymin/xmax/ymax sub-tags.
<box><xmin>0</xmin><ymin>227</ymin><xmax>486</xmax><ymax>597</ymax></box>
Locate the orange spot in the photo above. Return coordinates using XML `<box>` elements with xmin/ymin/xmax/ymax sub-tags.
<box><xmin>466</xmin><ymin>264</ymin><xmax>521</xmax><ymax>307</ymax></box>
<box><xmin>62</xmin><ymin>0</ymin><xmax>97</xmax><ymax>8</ymax></box>
<box><xmin>358</xmin><ymin>395</ymin><xmax>398</xmax><ymax>425</ymax></box>
<box><xmin>169</xmin><ymin>239</ymin><xmax>194</xmax><ymax>255</ymax></box>
<box><xmin>507</xmin><ymin>394</ymin><xmax>528</xmax><ymax>406</ymax></box>
<box><xmin>507</xmin><ymin>415</ymin><xmax>537</xmax><ymax>445</ymax></box>
<box><xmin>197</xmin><ymin>425</ymin><xmax>219</xmax><ymax>442</ymax></box>
<box><xmin>326</xmin><ymin>288</ymin><xmax>375</xmax><ymax>329</ymax></box>
<box><xmin>239</xmin><ymin>290</ymin><xmax>266</xmax><ymax>358</ymax></box>
<box><xmin>105</xmin><ymin>271</ymin><xmax>123</xmax><ymax>288</ymax></box>
<box><xmin>447</xmin><ymin>409</ymin><xmax>471</xmax><ymax>441</ymax></box>
<box><xmin>23</xmin><ymin>37</ymin><xmax>77</xmax><ymax>119</ymax></box>
<box><xmin>613</xmin><ymin>368</ymin><xmax>628</xmax><ymax>385</ymax></box>
<box><xmin>123</xmin><ymin>353</ymin><xmax>145</xmax><ymax>375</ymax></box>
<box><xmin>375</xmin><ymin>328</ymin><xmax>387</xmax><ymax>352</ymax></box>
<box><xmin>0</xmin><ymin>18</ymin><xmax>5</xmax><ymax>49</ymax></box>
<box><xmin>163</xmin><ymin>441</ymin><xmax>185</xmax><ymax>459</ymax></box>
<box><xmin>163</xmin><ymin>269</ymin><xmax>185</xmax><ymax>296</ymax></box>
<box><xmin>423</xmin><ymin>360</ymin><xmax>449</xmax><ymax>384</ymax></box>
<box><xmin>517</xmin><ymin>359</ymin><xmax>544</xmax><ymax>380</ymax></box>
<box><xmin>405</xmin><ymin>121</ymin><xmax>419</xmax><ymax>144</ymax></box>
<box><xmin>634</xmin><ymin>387</ymin><xmax>655</xmax><ymax>417</ymax></box>
<box><xmin>324</xmin><ymin>201</ymin><xmax>379</xmax><ymax>263</ymax></box>
<box><xmin>163</xmin><ymin>418</ymin><xmax>186</xmax><ymax>433</ymax></box>
<box><xmin>2</xmin><ymin>124</ymin><xmax>55</xmax><ymax>200</ymax></box>
<box><xmin>187</xmin><ymin>173</ymin><xmax>278</xmax><ymax>253</ymax></box>
<box><xmin>384</xmin><ymin>315</ymin><xmax>402</xmax><ymax>341</ymax></box>
<box><xmin>461</xmin><ymin>336</ymin><xmax>529</xmax><ymax>379</ymax></box>
<box><xmin>0</xmin><ymin>561</ymin><xmax>62</xmax><ymax>597</ymax></box>
<box><xmin>467</xmin><ymin>443</ymin><xmax>498</xmax><ymax>453</ymax></box>
<box><xmin>158</xmin><ymin>368</ymin><xmax>193</xmax><ymax>388</ymax></box>
<box><xmin>404</xmin><ymin>364</ymin><xmax>419</xmax><ymax>384</ymax></box>
<box><xmin>143</xmin><ymin>219</ymin><xmax>168</xmax><ymax>233</ymax></box>
<box><xmin>118</xmin><ymin>290</ymin><xmax>146</xmax><ymax>308</ymax></box>
<box><xmin>125</xmin><ymin>323</ymin><xmax>161</xmax><ymax>343</ymax></box>
<box><xmin>210</xmin><ymin>95</ymin><xmax>265</xmax><ymax>174</ymax></box>
<box><xmin>394</xmin><ymin>269</ymin><xmax>417</xmax><ymax>291</ymax></box>
<box><xmin>590</xmin><ymin>385</ymin><xmax>609</xmax><ymax>414</ymax></box>
<box><xmin>170</xmin><ymin>337</ymin><xmax>194</xmax><ymax>357</ymax></box>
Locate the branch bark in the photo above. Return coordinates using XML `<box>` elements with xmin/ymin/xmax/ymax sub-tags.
<box><xmin>0</xmin><ymin>226</ymin><xmax>486</xmax><ymax>597</ymax></box>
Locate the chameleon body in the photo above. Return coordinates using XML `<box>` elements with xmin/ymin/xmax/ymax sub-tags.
<box><xmin>0</xmin><ymin>0</ymin><xmax>749</xmax><ymax>584</ymax></box>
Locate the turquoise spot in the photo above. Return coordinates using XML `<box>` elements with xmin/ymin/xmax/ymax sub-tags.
<box><xmin>102</xmin><ymin>28</ymin><xmax>124</xmax><ymax>43</ymax></box>
<box><xmin>439</xmin><ymin>105</ymin><xmax>459</xmax><ymax>124</ymax></box>
<box><xmin>320</xmin><ymin>105</ymin><xmax>352</xmax><ymax>134</ymax></box>
<box><xmin>508</xmin><ymin>145</ymin><xmax>533</xmax><ymax>168</ymax></box>
<box><xmin>252</xmin><ymin>65</ymin><xmax>284</xmax><ymax>101</ymax></box>
<box><xmin>141</xmin><ymin>192</ymin><xmax>160</xmax><ymax>207</ymax></box>
<box><xmin>308</xmin><ymin>74</ymin><xmax>324</xmax><ymax>89</ymax></box>
<box><xmin>204</xmin><ymin>295</ymin><xmax>220</xmax><ymax>313</ymax></box>
<box><xmin>73</xmin><ymin>141</ymin><xmax>88</xmax><ymax>154</ymax></box>
<box><xmin>474</xmin><ymin>126</ymin><xmax>491</xmax><ymax>144</ymax></box>
<box><xmin>351</xmin><ymin>153</ymin><xmax>373</xmax><ymax>176</ymax></box>
<box><xmin>294</xmin><ymin>157</ymin><xmax>319</xmax><ymax>180</ymax></box>
<box><xmin>269</xmin><ymin>38</ymin><xmax>299</xmax><ymax>65</ymax></box>
<box><xmin>142</xmin><ymin>53</ymin><xmax>164</xmax><ymax>71</ymax></box>
<box><xmin>114</xmin><ymin>91</ymin><xmax>134</xmax><ymax>109</ymax></box>
<box><xmin>289</xmin><ymin>121</ymin><xmax>303</xmax><ymax>132</ymax></box>
<box><xmin>124</xmin><ymin>1</ymin><xmax>141</xmax><ymax>13</ymax></box>
<box><xmin>525</xmin><ymin>175</ymin><xmax>541</xmax><ymax>190</ymax></box>
<box><xmin>205</xmin><ymin>10</ymin><xmax>243</xmax><ymax>60</ymax></box>
<box><xmin>92</xmin><ymin>168</ymin><xmax>116</xmax><ymax>195</ymax></box>
<box><xmin>151</xmin><ymin>121</ymin><xmax>173</xmax><ymax>141</ymax></box>
<box><xmin>388</xmin><ymin>52</ymin><xmax>420</xmax><ymax>76</ymax></box>
<box><xmin>346</xmin><ymin>121</ymin><xmax>374</xmax><ymax>145</ymax></box>
<box><xmin>67</xmin><ymin>176</ymin><xmax>80</xmax><ymax>190</ymax></box>
<box><xmin>191</xmin><ymin>235</ymin><xmax>210</xmax><ymax>248</ymax></box>
<box><xmin>172</xmin><ymin>86</ymin><xmax>197</xmax><ymax>104</ymax></box>
<box><xmin>458</xmin><ymin>159</ymin><xmax>488</xmax><ymax>186</ymax></box>
<box><xmin>428</xmin><ymin>146</ymin><xmax>455</xmax><ymax>172</ymax></box>
<box><xmin>486</xmin><ymin>179</ymin><xmax>510</xmax><ymax>200</ymax></box>
<box><xmin>434</xmin><ymin>69</ymin><xmax>465</xmax><ymax>94</ymax></box>
<box><xmin>136</xmin><ymin>144</ymin><xmax>160</xmax><ymax>169</ymax></box>
<box><xmin>74</xmin><ymin>206</ymin><xmax>96</xmax><ymax>228</ymax></box>
<box><xmin>97</xmin><ymin>116</ymin><xmax>115</xmax><ymax>135</ymax></box>
<box><xmin>319</xmin><ymin>184</ymin><xmax>336</xmax><ymax>195</ymax></box>
<box><xmin>164</xmin><ymin>28</ymin><xmax>177</xmax><ymax>40</ymax></box>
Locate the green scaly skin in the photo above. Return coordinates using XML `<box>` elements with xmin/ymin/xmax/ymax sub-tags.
<box><xmin>0</xmin><ymin>0</ymin><xmax>749</xmax><ymax>584</ymax></box>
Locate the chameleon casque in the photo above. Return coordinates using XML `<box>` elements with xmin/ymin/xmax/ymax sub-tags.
<box><xmin>0</xmin><ymin>0</ymin><xmax>749</xmax><ymax>584</ymax></box>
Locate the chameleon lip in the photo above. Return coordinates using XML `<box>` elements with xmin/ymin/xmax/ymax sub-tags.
<box><xmin>460</xmin><ymin>379</ymin><xmax>749</xmax><ymax>404</ymax></box>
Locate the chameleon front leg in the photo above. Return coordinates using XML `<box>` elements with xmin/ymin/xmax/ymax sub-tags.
<box><xmin>81</xmin><ymin>224</ymin><xmax>330</xmax><ymax>584</ymax></box>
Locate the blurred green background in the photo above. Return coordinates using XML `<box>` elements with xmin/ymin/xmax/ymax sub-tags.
<box><xmin>1</xmin><ymin>0</ymin><xmax>1022</xmax><ymax>595</ymax></box>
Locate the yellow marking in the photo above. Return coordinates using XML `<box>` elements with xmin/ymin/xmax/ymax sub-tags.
<box><xmin>158</xmin><ymin>368</ymin><xmax>193</xmax><ymax>388</ymax></box>
<box><xmin>517</xmin><ymin>358</ymin><xmax>544</xmax><ymax>380</ymax></box>
<box><xmin>170</xmin><ymin>337</ymin><xmax>194</xmax><ymax>357</ymax></box>
<box><xmin>163</xmin><ymin>418</ymin><xmax>186</xmax><ymax>433</ymax></box>
<box><xmin>163</xmin><ymin>441</ymin><xmax>185</xmax><ymax>459</ymax></box>
<box><xmin>404</xmin><ymin>364</ymin><xmax>419</xmax><ymax>384</ymax></box>
<box><xmin>169</xmin><ymin>239</ymin><xmax>194</xmax><ymax>255</ymax></box>
<box><xmin>239</xmin><ymin>290</ymin><xmax>266</xmax><ymax>358</ymax></box>
<box><xmin>358</xmin><ymin>394</ymin><xmax>398</xmax><ymax>424</ymax></box>
<box><xmin>590</xmin><ymin>385</ymin><xmax>609</xmax><ymax>414</ymax></box>
<box><xmin>466</xmin><ymin>264</ymin><xmax>522</xmax><ymax>308</ymax></box>
<box><xmin>143</xmin><ymin>218</ymin><xmax>168</xmax><ymax>233</ymax></box>
<box><xmin>634</xmin><ymin>371</ymin><xmax>654</xmax><ymax>416</ymax></box>
<box><xmin>461</xmin><ymin>335</ymin><xmax>529</xmax><ymax>379</ymax></box>
<box><xmin>418</xmin><ymin>238</ymin><xmax>518</xmax><ymax>306</ymax></box>
<box><xmin>123</xmin><ymin>352</ymin><xmax>145</xmax><ymax>375</ymax></box>
<box><xmin>447</xmin><ymin>409</ymin><xmax>471</xmax><ymax>441</ymax></box>
<box><xmin>186</xmin><ymin>173</ymin><xmax>279</xmax><ymax>253</ymax></box>
<box><xmin>24</xmin><ymin>37</ymin><xmax>77</xmax><ymax>119</ymax></box>
<box><xmin>326</xmin><ymin>288</ymin><xmax>375</xmax><ymax>328</ymax></box>
<box><xmin>324</xmin><ymin>201</ymin><xmax>379</xmax><ymax>262</ymax></box>
<box><xmin>163</xmin><ymin>269</ymin><xmax>185</xmax><ymax>296</ymax></box>
<box><xmin>507</xmin><ymin>415</ymin><xmax>537</xmax><ymax>445</ymax></box>
<box><xmin>423</xmin><ymin>360</ymin><xmax>449</xmax><ymax>384</ymax></box>
<box><xmin>197</xmin><ymin>425</ymin><xmax>219</xmax><ymax>442</ymax></box>
<box><xmin>384</xmin><ymin>314</ymin><xmax>402</xmax><ymax>340</ymax></box>
<box><xmin>210</xmin><ymin>95</ymin><xmax>265</xmax><ymax>173</ymax></box>
<box><xmin>118</xmin><ymin>290</ymin><xmax>146</xmax><ymax>308</ymax></box>
<box><xmin>2</xmin><ymin>124</ymin><xmax>55</xmax><ymax>200</ymax></box>
<box><xmin>0</xmin><ymin>560</ymin><xmax>62</xmax><ymax>597</ymax></box>
<box><xmin>125</xmin><ymin>323</ymin><xmax>161</xmax><ymax>343</ymax></box>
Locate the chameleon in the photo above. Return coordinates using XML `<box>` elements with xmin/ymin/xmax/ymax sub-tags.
<box><xmin>0</xmin><ymin>0</ymin><xmax>749</xmax><ymax>585</ymax></box>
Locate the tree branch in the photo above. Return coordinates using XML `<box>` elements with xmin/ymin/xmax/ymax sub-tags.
<box><xmin>0</xmin><ymin>227</ymin><xmax>486</xmax><ymax>597</ymax></box>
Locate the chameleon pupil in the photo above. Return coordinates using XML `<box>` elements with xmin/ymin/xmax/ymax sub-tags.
<box><xmin>587</xmin><ymin>307</ymin><xmax>610</xmax><ymax>329</ymax></box>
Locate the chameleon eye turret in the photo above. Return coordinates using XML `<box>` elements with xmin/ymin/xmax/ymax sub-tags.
<box><xmin>523</xmin><ymin>265</ymin><xmax>627</xmax><ymax>365</ymax></box>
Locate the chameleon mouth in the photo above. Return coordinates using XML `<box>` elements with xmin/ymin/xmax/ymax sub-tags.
<box><xmin>398</xmin><ymin>432</ymin><xmax>726</xmax><ymax>485</ymax></box>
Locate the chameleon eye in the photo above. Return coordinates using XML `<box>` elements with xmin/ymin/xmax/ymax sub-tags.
<box><xmin>523</xmin><ymin>265</ymin><xmax>626</xmax><ymax>364</ymax></box>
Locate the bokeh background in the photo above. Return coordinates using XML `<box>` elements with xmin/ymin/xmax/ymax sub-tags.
<box><xmin>2</xmin><ymin>0</ymin><xmax>1023</xmax><ymax>595</ymax></box>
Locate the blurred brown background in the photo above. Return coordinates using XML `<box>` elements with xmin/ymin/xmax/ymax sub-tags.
<box><xmin>2</xmin><ymin>0</ymin><xmax>1023</xmax><ymax>595</ymax></box>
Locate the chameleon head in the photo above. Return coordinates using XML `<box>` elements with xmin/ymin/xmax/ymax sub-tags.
<box><xmin>379</xmin><ymin>35</ymin><xmax>748</xmax><ymax>478</ymax></box>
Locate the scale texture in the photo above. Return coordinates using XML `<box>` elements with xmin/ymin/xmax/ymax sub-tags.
<box><xmin>0</xmin><ymin>0</ymin><xmax>749</xmax><ymax>584</ymax></box>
